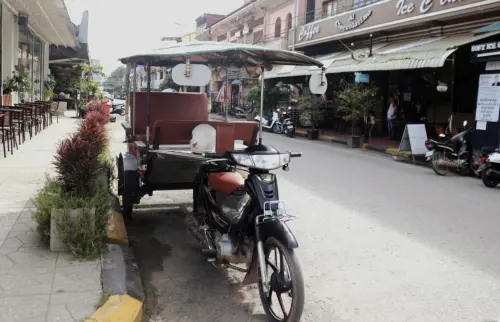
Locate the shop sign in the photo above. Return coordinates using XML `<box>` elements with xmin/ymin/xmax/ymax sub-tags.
<box><xmin>396</xmin><ymin>0</ymin><xmax>471</xmax><ymax>16</ymax></box>
<box><xmin>471</xmin><ymin>41</ymin><xmax>500</xmax><ymax>53</ymax></box>
<box><xmin>335</xmin><ymin>11</ymin><xmax>372</xmax><ymax>32</ymax></box>
<box><xmin>298</xmin><ymin>24</ymin><xmax>320</xmax><ymax>41</ymax></box>
<box><xmin>227</xmin><ymin>68</ymin><xmax>240</xmax><ymax>80</ymax></box>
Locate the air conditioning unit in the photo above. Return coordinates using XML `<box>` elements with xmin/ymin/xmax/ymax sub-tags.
<box><xmin>235</xmin><ymin>31</ymin><xmax>242</xmax><ymax>38</ymax></box>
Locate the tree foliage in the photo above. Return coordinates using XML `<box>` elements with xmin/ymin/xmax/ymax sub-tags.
<box><xmin>335</xmin><ymin>81</ymin><xmax>378</xmax><ymax>135</ymax></box>
<box><xmin>102</xmin><ymin>66</ymin><xmax>126</xmax><ymax>93</ymax></box>
<box><xmin>247</xmin><ymin>84</ymin><xmax>289</xmax><ymax>115</ymax></box>
<box><xmin>158</xmin><ymin>69</ymin><xmax>177</xmax><ymax>91</ymax></box>
<box><xmin>296</xmin><ymin>94</ymin><xmax>325</xmax><ymax>128</ymax></box>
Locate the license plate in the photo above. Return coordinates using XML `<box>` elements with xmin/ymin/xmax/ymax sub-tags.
<box><xmin>287</xmin><ymin>125</ymin><xmax>294</xmax><ymax>129</ymax></box>
<box><xmin>425</xmin><ymin>150</ymin><xmax>434</xmax><ymax>157</ymax></box>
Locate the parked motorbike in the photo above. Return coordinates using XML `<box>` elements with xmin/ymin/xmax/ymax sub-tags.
<box><xmin>478</xmin><ymin>148</ymin><xmax>500</xmax><ymax>187</ymax></box>
<box><xmin>280</xmin><ymin>107</ymin><xmax>295</xmax><ymax>137</ymax></box>
<box><xmin>187</xmin><ymin>145</ymin><xmax>304</xmax><ymax>321</ymax></box>
<box><xmin>255</xmin><ymin>110</ymin><xmax>283</xmax><ymax>134</ymax></box>
<box><xmin>425</xmin><ymin>120</ymin><xmax>480</xmax><ymax>176</ymax></box>
<box><xmin>229</xmin><ymin>103</ymin><xmax>255</xmax><ymax>119</ymax></box>
<box><xmin>110</xmin><ymin>98</ymin><xmax>125</xmax><ymax>116</ymax></box>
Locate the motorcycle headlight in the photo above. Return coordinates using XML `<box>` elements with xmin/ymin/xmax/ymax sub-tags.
<box><xmin>231</xmin><ymin>153</ymin><xmax>291</xmax><ymax>170</ymax></box>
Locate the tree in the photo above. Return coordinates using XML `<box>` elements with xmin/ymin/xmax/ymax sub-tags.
<box><xmin>247</xmin><ymin>83</ymin><xmax>289</xmax><ymax>115</ymax></box>
<box><xmin>158</xmin><ymin>69</ymin><xmax>177</xmax><ymax>91</ymax></box>
<box><xmin>102</xmin><ymin>66</ymin><xmax>126</xmax><ymax>94</ymax></box>
<box><xmin>335</xmin><ymin>81</ymin><xmax>378</xmax><ymax>136</ymax></box>
<box><xmin>296</xmin><ymin>94</ymin><xmax>325</xmax><ymax>129</ymax></box>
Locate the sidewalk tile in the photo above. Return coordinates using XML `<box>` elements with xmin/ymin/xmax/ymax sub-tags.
<box><xmin>53</xmin><ymin>264</ymin><xmax>101</xmax><ymax>293</ymax></box>
<box><xmin>0</xmin><ymin>295</ymin><xmax>49</xmax><ymax>322</ymax></box>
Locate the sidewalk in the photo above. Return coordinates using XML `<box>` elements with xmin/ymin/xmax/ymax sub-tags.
<box><xmin>0</xmin><ymin>117</ymin><xmax>102</xmax><ymax>322</ymax></box>
<box><xmin>295</xmin><ymin>128</ymin><xmax>412</xmax><ymax>158</ymax></box>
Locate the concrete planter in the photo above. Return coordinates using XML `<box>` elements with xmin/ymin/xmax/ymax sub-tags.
<box><xmin>347</xmin><ymin>136</ymin><xmax>361</xmax><ymax>148</ymax></box>
<box><xmin>50</xmin><ymin>208</ymin><xmax>96</xmax><ymax>252</ymax></box>
<box><xmin>95</xmin><ymin>169</ymin><xmax>110</xmax><ymax>191</ymax></box>
<box><xmin>307</xmin><ymin>128</ymin><xmax>319</xmax><ymax>140</ymax></box>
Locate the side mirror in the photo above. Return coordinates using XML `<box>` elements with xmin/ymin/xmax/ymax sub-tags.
<box><xmin>439</xmin><ymin>133</ymin><xmax>446</xmax><ymax>138</ymax></box>
<box><xmin>463</xmin><ymin>120</ymin><xmax>468</xmax><ymax>127</ymax></box>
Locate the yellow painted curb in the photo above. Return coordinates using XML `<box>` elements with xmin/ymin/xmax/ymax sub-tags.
<box><xmin>386</xmin><ymin>148</ymin><xmax>411</xmax><ymax>157</ymax></box>
<box><xmin>106</xmin><ymin>210</ymin><xmax>129</xmax><ymax>245</ymax></box>
<box><xmin>86</xmin><ymin>294</ymin><xmax>142</xmax><ymax>322</ymax></box>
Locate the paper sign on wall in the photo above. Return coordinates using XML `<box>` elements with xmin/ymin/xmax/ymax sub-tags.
<box><xmin>475</xmin><ymin>74</ymin><xmax>500</xmax><ymax>122</ymax></box>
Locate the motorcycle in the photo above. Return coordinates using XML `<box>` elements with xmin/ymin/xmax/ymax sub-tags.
<box><xmin>255</xmin><ymin>110</ymin><xmax>284</xmax><ymax>134</ymax></box>
<box><xmin>188</xmin><ymin>145</ymin><xmax>304</xmax><ymax>321</ymax></box>
<box><xmin>425</xmin><ymin>120</ymin><xmax>480</xmax><ymax>176</ymax></box>
<box><xmin>230</xmin><ymin>103</ymin><xmax>254</xmax><ymax>119</ymax></box>
<box><xmin>110</xmin><ymin>98</ymin><xmax>125</xmax><ymax>116</ymax></box>
<box><xmin>478</xmin><ymin>148</ymin><xmax>500</xmax><ymax>187</ymax></box>
<box><xmin>279</xmin><ymin>107</ymin><xmax>295</xmax><ymax>137</ymax></box>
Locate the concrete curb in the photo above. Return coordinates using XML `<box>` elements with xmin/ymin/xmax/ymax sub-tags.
<box><xmin>85</xmin><ymin>196</ymin><xmax>144</xmax><ymax>322</ymax></box>
<box><xmin>295</xmin><ymin>129</ymin><xmax>412</xmax><ymax>159</ymax></box>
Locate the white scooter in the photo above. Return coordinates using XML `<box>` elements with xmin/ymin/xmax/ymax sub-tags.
<box><xmin>254</xmin><ymin>110</ymin><xmax>283</xmax><ymax>134</ymax></box>
<box><xmin>478</xmin><ymin>148</ymin><xmax>500</xmax><ymax>188</ymax></box>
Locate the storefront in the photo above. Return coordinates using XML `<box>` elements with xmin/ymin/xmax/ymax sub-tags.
<box><xmin>265</xmin><ymin>0</ymin><xmax>500</xmax><ymax>141</ymax></box>
<box><xmin>1</xmin><ymin>0</ymin><xmax>78</xmax><ymax>105</ymax></box>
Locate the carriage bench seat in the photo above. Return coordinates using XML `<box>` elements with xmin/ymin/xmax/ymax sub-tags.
<box><xmin>152</xmin><ymin>120</ymin><xmax>235</xmax><ymax>153</ymax></box>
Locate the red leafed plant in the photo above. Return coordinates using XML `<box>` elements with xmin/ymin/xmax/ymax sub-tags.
<box><xmin>53</xmin><ymin>133</ymin><xmax>100</xmax><ymax>197</ymax></box>
<box><xmin>85</xmin><ymin>101</ymin><xmax>110</xmax><ymax>124</ymax></box>
<box><xmin>78</xmin><ymin>112</ymin><xmax>108</xmax><ymax>155</ymax></box>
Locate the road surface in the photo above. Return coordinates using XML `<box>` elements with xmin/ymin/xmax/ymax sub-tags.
<box><xmin>119</xmin><ymin>125</ymin><xmax>500</xmax><ymax>322</ymax></box>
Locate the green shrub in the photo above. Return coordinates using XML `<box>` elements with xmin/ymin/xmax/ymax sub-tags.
<box><xmin>33</xmin><ymin>177</ymin><xmax>112</xmax><ymax>259</ymax></box>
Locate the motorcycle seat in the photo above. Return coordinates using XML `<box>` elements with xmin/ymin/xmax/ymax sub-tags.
<box><xmin>208</xmin><ymin>172</ymin><xmax>245</xmax><ymax>195</ymax></box>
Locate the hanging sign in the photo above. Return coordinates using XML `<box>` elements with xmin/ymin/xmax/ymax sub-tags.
<box><xmin>475</xmin><ymin>73</ymin><xmax>500</xmax><ymax>122</ymax></box>
<box><xmin>336</xmin><ymin>11</ymin><xmax>372</xmax><ymax>32</ymax></box>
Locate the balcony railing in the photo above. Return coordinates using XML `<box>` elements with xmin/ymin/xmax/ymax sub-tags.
<box><xmin>297</xmin><ymin>0</ymin><xmax>380</xmax><ymax>26</ymax></box>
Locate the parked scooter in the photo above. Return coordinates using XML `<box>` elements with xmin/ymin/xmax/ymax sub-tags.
<box><xmin>110</xmin><ymin>98</ymin><xmax>125</xmax><ymax>116</ymax></box>
<box><xmin>279</xmin><ymin>106</ymin><xmax>295</xmax><ymax>137</ymax></box>
<box><xmin>255</xmin><ymin>110</ymin><xmax>284</xmax><ymax>134</ymax></box>
<box><xmin>478</xmin><ymin>148</ymin><xmax>500</xmax><ymax>187</ymax></box>
<box><xmin>425</xmin><ymin>120</ymin><xmax>480</xmax><ymax>176</ymax></box>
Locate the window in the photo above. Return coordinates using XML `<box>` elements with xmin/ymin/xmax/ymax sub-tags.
<box><xmin>160</xmin><ymin>71</ymin><xmax>164</xmax><ymax>80</ymax></box>
<box><xmin>322</xmin><ymin>0</ymin><xmax>338</xmax><ymax>17</ymax></box>
<box><xmin>286</xmin><ymin>13</ymin><xmax>292</xmax><ymax>31</ymax></box>
<box><xmin>354</xmin><ymin>0</ymin><xmax>377</xmax><ymax>8</ymax></box>
<box><xmin>253</xmin><ymin>30</ymin><xmax>264</xmax><ymax>44</ymax></box>
<box><xmin>18</xmin><ymin>26</ymin><xmax>33</xmax><ymax>102</ymax></box>
<box><xmin>274</xmin><ymin>17</ymin><xmax>281</xmax><ymax>38</ymax></box>
<box><xmin>33</xmin><ymin>37</ymin><xmax>41</xmax><ymax>100</ymax></box>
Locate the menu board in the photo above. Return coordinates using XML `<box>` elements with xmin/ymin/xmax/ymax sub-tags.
<box><xmin>475</xmin><ymin>74</ymin><xmax>500</xmax><ymax>122</ymax></box>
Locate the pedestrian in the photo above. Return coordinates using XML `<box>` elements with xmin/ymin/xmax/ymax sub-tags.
<box><xmin>368</xmin><ymin>110</ymin><xmax>376</xmax><ymax>138</ymax></box>
<box><xmin>387</xmin><ymin>96</ymin><xmax>397</xmax><ymax>138</ymax></box>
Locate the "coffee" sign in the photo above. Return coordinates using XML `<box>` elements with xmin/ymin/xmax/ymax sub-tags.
<box><xmin>298</xmin><ymin>24</ymin><xmax>320</xmax><ymax>41</ymax></box>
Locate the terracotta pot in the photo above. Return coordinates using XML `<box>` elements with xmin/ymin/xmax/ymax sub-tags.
<box><xmin>3</xmin><ymin>95</ymin><xmax>12</xmax><ymax>106</ymax></box>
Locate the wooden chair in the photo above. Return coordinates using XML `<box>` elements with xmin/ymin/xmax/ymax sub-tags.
<box><xmin>14</xmin><ymin>104</ymin><xmax>35</xmax><ymax>140</ymax></box>
<box><xmin>50</xmin><ymin>101</ymin><xmax>59</xmax><ymax>123</ymax></box>
<box><xmin>0</xmin><ymin>113</ymin><xmax>10</xmax><ymax>157</ymax></box>
<box><xmin>0</xmin><ymin>108</ymin><xmax>22</xmax><ymax>150</ymax></box>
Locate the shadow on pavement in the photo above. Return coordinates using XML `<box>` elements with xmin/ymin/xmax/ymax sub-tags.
<box><xmin>126</xmin><ymin>204</ymin><xmax>267</xmax><ymax>322</ymax></box>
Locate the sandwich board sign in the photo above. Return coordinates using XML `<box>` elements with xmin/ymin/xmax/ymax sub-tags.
<box><xmin>398</xmin><ymin>124</ymin><xmax>428</xmax><ymax>162</ymax></box>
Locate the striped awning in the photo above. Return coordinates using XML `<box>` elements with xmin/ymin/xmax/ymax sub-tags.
<box><xmin>265</xmin><ymin>31</ymin><xmax>500</xmax><ymax>79</ymax></box>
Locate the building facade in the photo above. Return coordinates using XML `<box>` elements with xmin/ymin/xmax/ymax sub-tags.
<box><xmin>206</xmin><ymin>0</ymin><xmax>295</xmax><ymax>106</ymax></box>
<box><xmin>267</xmin><ymin>0</ymin><xmax>500</xmax><ymax>144</ymax></box>
<box><xmin>1</xmin><ymin>0</ymin><xmax>78</xmax><ymax>104</ymax></box>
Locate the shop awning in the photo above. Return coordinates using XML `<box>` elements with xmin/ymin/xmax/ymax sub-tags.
<box><xmin>326</xmin><ymin>31</ymin><xmax>500</xmax><ymax>74</ymax></box>
<box><xmin>265</xmin><ymin>31</ymin><xmax>500</xmax><ymax>79</ymax></box>
<box><xmin>474</xmin><ymin>22</ymin><xmax>500</xmax><ymax>34</ymax></box>
<box><xmin>7</xmin><ymin>0</ymin><xmax>78</xmax><ymax>47</ymax></box>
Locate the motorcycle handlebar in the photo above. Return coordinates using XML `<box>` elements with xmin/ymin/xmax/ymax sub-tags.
<box><xmin>201</xmin><ymin>152</ymin><xmax>226</xmax><ymax>159</ymax></box>
<box><xmin>290</xmin><ymin>152</ymin><xmax>302</xmax><ymax>158</ymax></box>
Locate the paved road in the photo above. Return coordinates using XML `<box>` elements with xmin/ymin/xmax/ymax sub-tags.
<box><xmin>120</xmin><ymin>124</ymin><xmax>500</xmax><ymax>322</ymax></box>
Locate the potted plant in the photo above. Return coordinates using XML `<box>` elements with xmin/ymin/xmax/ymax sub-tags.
<box><xmin>44</xmin><ymin>74</ymin><xmax>56</xmax><ymax>100</ymax></box>
<box><xmin>2</xmin><ymin>65</ymin><xmax>30</xmax><ymax>105</ymax></box>
<box><xmin>297</xmin><ymin>94</ymin><xmax>324</xmax><ymax>140</ymax></box>
<box><xmin>336</xmin><ymin>81</ymin><xmax>378</xmax><ymax>148</ymax></box>
<box><xmin>437</xmin><ymin>81</ymin><xmax>448</xmax><ymax>92</ymax></box>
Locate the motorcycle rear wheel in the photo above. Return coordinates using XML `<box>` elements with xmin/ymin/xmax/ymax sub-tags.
<box><xmin>482</xmin><ymin>171</ymin><xmax>499</xmax><ymax>188</ymax></box>
<box><xmin>258</xmin><ymin>237</ymin><xmax>304</xmax><ymax>322</ymax></box>
<box><xmin>431</xmin><ymin>151</ymin><xmax>449</xmax><ymax>176</ymax></box>
<box><xmin>272</xmin><ymin>123</ymin><xmax>284</xmax><ymax>134</ymax></box>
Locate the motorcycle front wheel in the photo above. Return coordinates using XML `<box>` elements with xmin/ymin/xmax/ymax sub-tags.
<box><xmin>258</xmin><ymin>237</ymin><xmax>304</xmax><ymax>322</ymax></box>
<box><xmin>431</xmin><ymin>151</ymin><xmax>449</xmax><ymax>176</ymax></box>
<box><xmin>272</xmin><ymin>123</ymin><xmax>284</xmax><ymax>134</ymax></box>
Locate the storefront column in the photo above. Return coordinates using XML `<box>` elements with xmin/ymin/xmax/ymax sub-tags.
<box><xmin>2</xmin><ymin>7</ymin><xmax>18</xmax><ymax>103</ymax></box>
